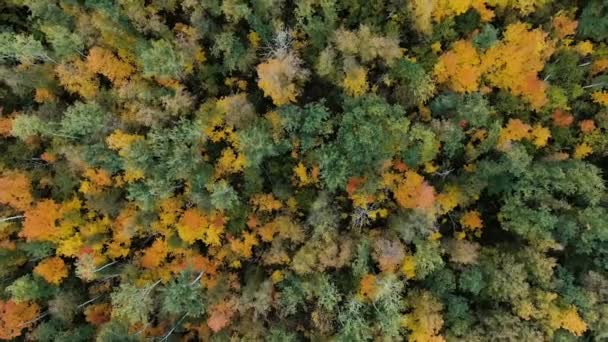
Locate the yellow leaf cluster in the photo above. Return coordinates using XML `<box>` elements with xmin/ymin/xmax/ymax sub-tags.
<box><xmin>548</xmin><ymin>305</ymin><xmax>588</xmax><ymax>337</ymax></box>
<box><xmin>230</xmin><ymin>231</ymin><xmax>258</xmax><ymax>259</ymax></box>
<box><xmin>497</xmin><ymin>119</ymin><xmax>531</xmax><ymax>150</ymax></box>
<box><xmin>34</xmin><ymin>88</ymin><xmax>55</xmax><ymax>103</ymax></box>
<box><xmin>433</xmin><ymin>0</ymin><xmax>494</xmax><ymax>22</ymax></box>
<box><xmin>401</xmin><ymin>255</ymin><xmax>417</xmax><ymax>280</ymax></box>
<box><xmin>342</xmin><ymin>65</ymin><xmax>369</xmax><ymax>97</ymax></box>
<box><xmin>257</xmin><ymin>54</ymin><xmax>308</xmax><ymax>106</ymax></box>
<box><xmin>177</xmin><ymin>208</ymin><xmax>225</xmax><ymax>246</ymax></box>
<box><xmin>436</xmin><ymin>185</ymin><xmax>462</xmax><ymax>214</ymax></box>
<box><xmin>592</xmin><ymin>91</ymin><xmax>608</xmax><ymax>106</ymax></box>
<box><xmin>215</xmin><ymin>148</ymin><xmax>246</xmax><ymax>178</ymax></box>
<box><xmin>434</xmin><ymin>40</ymin><xmax>482</xmax><ymax>93</ymax></box>
<box><xmin>574</xmin><ymin>41</ymin><xmax>594</xmax><ymax>56</ymax></box>
<box><xmin>55</xmin><ymin>58</ymin><xmax>98</xmax><ymax>99</ymax></box>
<box><xmin>293</xmin><ymin>162</ymin><xmax>319</xmax><ymax>187</ymax></box>
<box><xmin>250</xmin><ymin>194</ymin><xmax>283</xmax><ymax>212</ymax></box>
<box><xmin>86</xmin><ymin>47</ymin><xmax>134</xmax><ymax>85</ymax></box>
<box><xmin>402</xmin><ymin>291</ymin><xmax>446</xmax><ymax>342</ymax></box>
<box><xmin>482</xmin><ymin>23</ymin><xmax>555</xmax><ymax>110</ymax></box>
<box><xmin>573</xmin><ymin>143</ymin><xmax>592</xmax><ymax>160</ymax></box>
<box><xmin>106</xmin><ymin>129</ymin><xmax>144</xmax><ymax>156</ymax></box>
<box><xmin>530</xmin><ymin>125</ymin><xmax>551</xmax><ymax>148</ymax></box>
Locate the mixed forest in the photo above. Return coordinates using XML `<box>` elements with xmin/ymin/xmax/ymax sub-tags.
<box><xmin>1</xmin><ymin>0</ymin><xmax>608</xmax><ymax>341</ymax></box>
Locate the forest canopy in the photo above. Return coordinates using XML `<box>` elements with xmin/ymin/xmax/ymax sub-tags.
<box><xmin>1</xmin><ymin>0</ymin><xmax>608</xmax><ymax>341</ymax></box>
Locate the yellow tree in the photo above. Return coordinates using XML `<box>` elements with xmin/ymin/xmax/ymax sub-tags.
<box><xmin>434</xmin><ymin>40</ymin><xmax>482</xmax><ymax>93</ymax></box>
<box><xmin>257</xmin><ymin>53</ymin><xmax>309</xmax><ymax>106</ymax></box>
<box><xmin>481</xmin><ymin>23</ymin><xmax>555</xmax><ymax>110</ymax></box>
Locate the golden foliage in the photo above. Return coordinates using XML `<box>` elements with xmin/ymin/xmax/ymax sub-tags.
<box><xmin>573</xmin><ymin>143</ymin><xmax>592</xmax><ymax>160</ymax></box>
<box><xmin>436</xmin><ymin>185</ymin><xmax>462</xmax><ymax>214</ymax></box>
<box><xmin>482</xmin><ymin>23</ymin><xmax>554</xmax><ymax>110</ymax></box>
<box><xmin>230</xmin><ymin>231</ymin><xmax>258</xmax><ymax>259</ymax></box>
<box><xmin>250</xmin><ymin>194</ymin><xmax>283</xmax><ymax>212</ymax></box>
<box><xmin>434</xmin><ymin>40</ymin><xmax>482</xmax><ymax>93</ymax></box>
<box><xmin>402</xmin><ymin>291</ymin><xmax>446</xmax><ymax>342</ymax></box>
<box><xmin>86</xmin><ymin>47</ymin><xmax>134</xmax><ymax>85</ymax></box>
<box><xmin>55</xmin><ymin>58</ymin><xmax>99</xmax><ymax>99</ymax></box>
<box><xmin>215</xmin><ymin>148</ymin><xmax>246</xmax><ymax>178</ymax></box>
<box><xmin>401</xmin><ymin>255</ymin><xmax>417</xmax><ymax>280</ymax></box>
<box><xmin>548</xmin><ymin>305</ymin><xmax>588</xmax><ymax>337</ymax></box>
<box><xmin>592</xmin><ymin>91</ymin><xmax>608</xmax><ymax>106</ymax></box>
<box><xmin>497</xmin><ymin>118</ymin><xmax>531</xmax><ymax>150</ymax></box>
<box><xmin>34</xmin><ymin>256</ymin><xmax>69</xmax><ymax>285</ymax></box>
<box><xmin>106</xmin><ymin>129</ymin><xmax>144</xmax><ymax>156</ymax></box>
<box><xmin>256</xmin><ymin>54</ymin><xmax>308</xmax><ymax>105</ymax></box>
<box><xmin>530</xmin><ymin>125</ymin><xmax>551</xmax><ymax>148</ymax></box>
<box><xmin>293</xmin><ymin>162</ymin><xmax>319</xmax><ymax>187</ymax></box>
<box><xmin>342</xmin><ymin>65</ymin><xmax>369</xmax><ymax>97</ymax></box>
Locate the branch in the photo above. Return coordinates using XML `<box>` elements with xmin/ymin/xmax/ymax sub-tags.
<box><xmin>159</xmin><ymin>313</ymin><xmax>188</xmax><ymax>341</ymax></box>
<box><xmin>0</xmin><ymin>215</ymin><xmax>24</xmax><ymax>223</ymax></box>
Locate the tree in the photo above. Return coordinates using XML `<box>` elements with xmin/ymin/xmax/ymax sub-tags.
<box><xmin>34</xmin><ymin>257</ymin><xmax>69</xmax><ymax>285</ymax></box>
<box><xmin>257</xmin><ymin>52</ymin><xmax>309</xmax><ymax>105</ymax></box>
<box><xmin>0</xmin><ymin>171</ymin><xmax>32</xmax><ymax>211</ymax></box>
<box><xmin>434</xmin><ymin>39</ymin><xmax>482</xmax><ymax>93</ymax></box>
<box><xmin>0</xmin><ymin>300</ymin><xmax>40</xmax><ymax>339</ymax></box>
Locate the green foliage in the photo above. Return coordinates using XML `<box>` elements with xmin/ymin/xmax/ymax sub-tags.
<box><xmin>160</xmin><ymin>272</ymin><xmax>206</xmax><ymax>317</ymax></box>
<box><xmin>1</xmin><ymin>1</ymin><xmax>607</xmax><ymax>341</ymax></box>
<box><xmin>110</xmin><ymin>283</ymin><xmax>154</xmax><ymax>325</ymax></box>
<box><xmin>319</xmin><ymin>95</ymin><xmax>410</xmax><ymax>190</ymax></box>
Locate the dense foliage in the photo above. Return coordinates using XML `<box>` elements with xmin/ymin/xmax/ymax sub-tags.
<box><xmin>1</xmin><ymin>0</ymin><xmax>608</xmax><ymax>341</ymax></box>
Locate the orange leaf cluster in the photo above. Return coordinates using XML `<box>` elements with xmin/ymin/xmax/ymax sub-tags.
<box><xmin>84</xmin><ymin>303</ymin><xmax>111</xmax><ymax>326</ymax></box>
<box><xmin>552</xmin><ymin>13</ymin><xmax>578</xmax><ymax>38</ymax></box>
<box><xmin>552</xmin><ymin>109</ymin><xmax>574</xmax><ymax>128</ymax></box>
<box><xmin>177</xmin><ymin>208</ymin><xmax>225</xmax><ymax>246</ymax></box>
<box><xmin>0</xmin><ymin>117</ymin><xmax>13</xmax><ymax>137</ymax></box>
<box><xmin>207</xmin><ymin>300</ymin><xmax>237</xmax><ymax>332</ymax></box>
<box><xmin>34</xmin><ymin>256</ymin><xmax>69</xmax><ymax>285</ymax></box>
<box><xmin>0</xmin><ymin>300</ymin><xmax>40</xmax><ymax>340</ymax></box>
<box><xmin>0</xmin><ymin>171</ymin><xmax>33</xmax><ymax>211</ymax></box>
<box><xmin>19</xmin><ymin>199</ymin><xmax>62</xmax><ymax>242</ymax></box>
<box><xmin>140</xmin><ymin>238</ymin><xmax>169</xmax><ymax>269</ymax></box>
<box><xmin>358</xmin><ymin>274</ymin><xmax>378</xmax><ymax>300</ymax></box>
<box><xmin>434</xmin><ymin>40</ymin><xmax>482</xmax><ymax>93</ymax></box>
<box><xmin>394</xmin><ymin>171</ymin><xmax>435</xmax><ymax>210</ymax></box>
<box><xmin>86</xmin><ymin>46</ymin><xmax>134</xmax><ymax>85</ymax></box>
<box><xmin>460</xmin><ymin>210</ymin><xmax>483</xmax><ymax>231</ymax></box>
